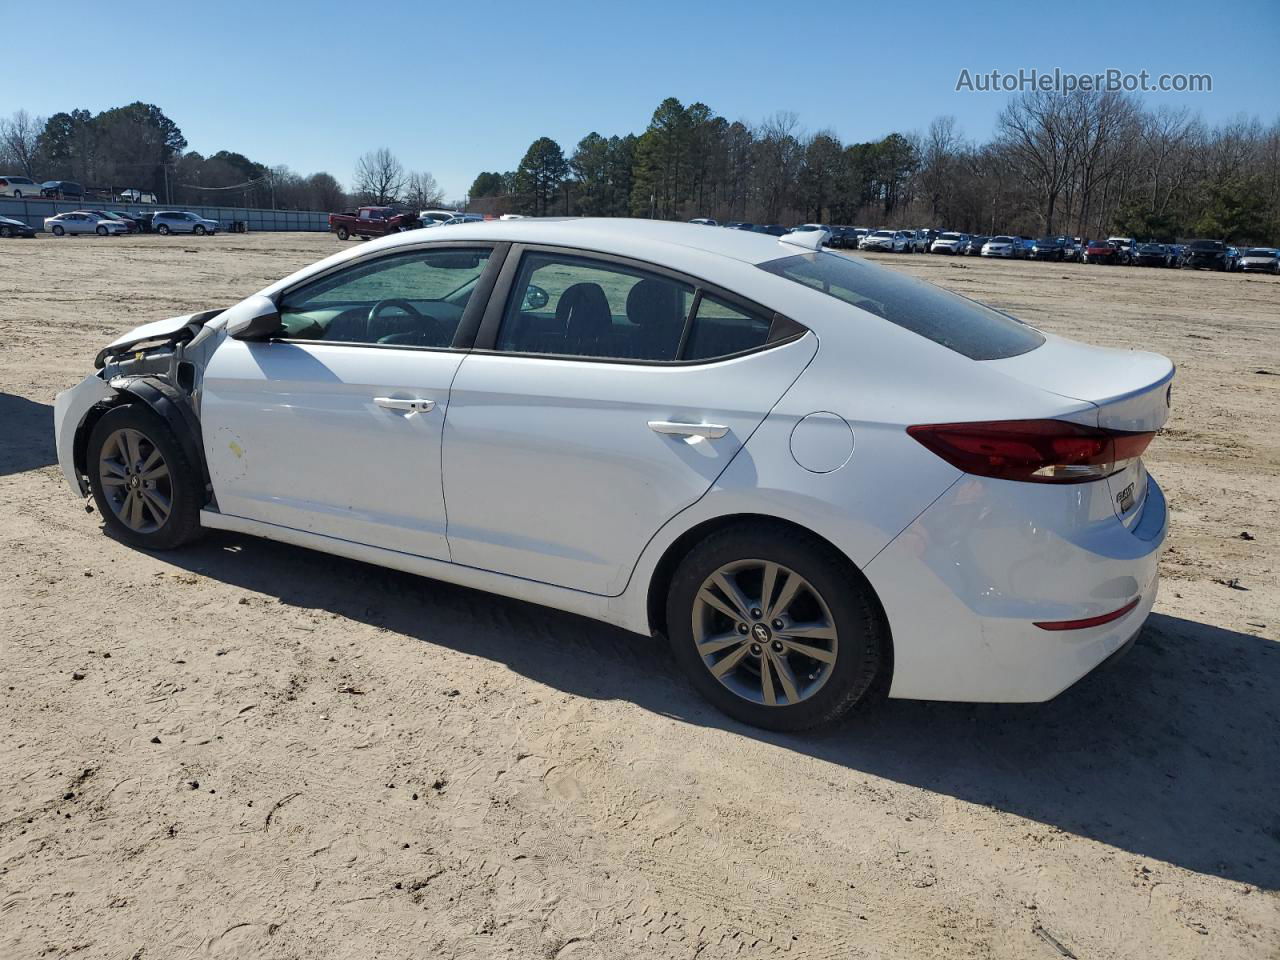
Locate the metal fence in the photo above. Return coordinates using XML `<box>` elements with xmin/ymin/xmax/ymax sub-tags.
<box><xmin>0</xmin><ymin>197</ymin><xmax>330</xmax><ymax>232</ymax></box>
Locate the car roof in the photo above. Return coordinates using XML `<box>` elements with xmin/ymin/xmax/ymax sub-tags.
<box><xmin>359</xmin><ymin>217</ymin><xmax>826</xmax><ymax>267</ymax></box>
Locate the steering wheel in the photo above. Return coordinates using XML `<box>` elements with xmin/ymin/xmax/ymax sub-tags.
<box><xmin>368</xmin><ymin>298</ymin><xmax>426</xmax><ymax>325</ymax></box>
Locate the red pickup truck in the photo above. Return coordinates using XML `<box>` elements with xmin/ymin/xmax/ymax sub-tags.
<box><xmin>328</xmin><ymin>206</ymin><xmax>419</xmax><ymax>240</ymax></box>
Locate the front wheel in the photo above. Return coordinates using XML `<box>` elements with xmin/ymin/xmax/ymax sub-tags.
<box><xmin>87</xmin><ymin>404</ymin><xmax>204</xmax><ymax>550</ymax></box>
<box><xmin>193</xmin><ymin>224</ymin><xmax>206</xmax><ymax>235</ymax></box>
<box><xmin>96</xmin><ymin>225</ymin><xmax>108</xmax><ymax>236</ymax></box>
<box><xmin>666</xmin><ymin>523</ymin><xmax>886</xmax><ymax>731</ymax></box>
<box><xmin>52</xmin><ymin>225</ymin><xmax>65</xmax><ymax>236</ymax></box>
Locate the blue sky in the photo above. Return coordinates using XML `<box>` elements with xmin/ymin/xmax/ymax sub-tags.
<box><xmin>7</xmin><ymin>1</ymin><xmax>1277</xmax><ymax>199</ymax></box>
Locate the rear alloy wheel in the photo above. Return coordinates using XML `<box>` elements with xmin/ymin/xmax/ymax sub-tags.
<box><xmin>667</xmin><ymin>523</ymin><xmax>886</xmax><ymax>731</ymax></box>
<box><xmin>336</xmin><ymin>226</ymin><xmax>350</xmax><ymax>241</ymax></box>
<box><xmin>157</xmin><ymin>224</ymin><xmax>170</xmax><ymax>235</ymax></box>
<box><xmin>87</xmin><ymin>405</ymin><xmax>203</xmax><ymax>549</ymax></box>
<box><xmin>193</xmin><ymin>224</ymin><xmax>206</xmax><ymax>235</ymax></box>
<box><xmin>0</xmin><ymin>225</ymin><xmax>10</xmax><ymax>238</ymax></box>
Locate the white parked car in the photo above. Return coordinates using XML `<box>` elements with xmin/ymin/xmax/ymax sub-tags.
<box><xmin>53</xmin><ymin>220</ymin><xmax>1172</xmax><ymax>731</ymax></box>
<box><xmin>689</xmin><ymin>218</ymin><xmax>718</xmax><ymax>226</ymax></box>
<box><xmin>859</xmin><ymin>229</ymin><xmax>909</xmax><ymax>253</ymax></box>
<box><xmin>152</xmin><ymin>211</ymin><xmax>219</xmax><ymax>235</ymax></box>
<box><xmin>929</xmin><ymin>232</ymin><xmax>969</xmax><ymax>255</ymax></box>
<box><xmin>44</xmin><ymin>211</ymin><xmax>129</xmax><ymax>236</ymax></box>
<box><xmin>0</xmin><ymin>174</ymin><xmax>41</xmax><ymax>198</ymax></box>
<box><xmin>981</xmin><ymin>235</ymin><xmax>1024</xmax><ymax>258</ymax></box>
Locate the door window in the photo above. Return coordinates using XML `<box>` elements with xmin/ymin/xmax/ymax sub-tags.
<box><xmin>278</xmin><ymin>247</ymin><xmax>491</xmax><ymax>347</ymax></box>
<box><xmin>684</xmin><ymin>293</ymin><xmax>773</xmax><ymax>361</ymax></box>
<box><xmin>496</xmin><ymin>253</ymin><xmax>693</xmax><ymax>361</ymax></box>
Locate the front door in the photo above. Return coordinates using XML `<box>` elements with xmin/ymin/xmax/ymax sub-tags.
<box><xmin>201</xmin><ymin>245</ymin><xmax>496</xmax><ymax>560</ymax></box>
<box><xmin>442</xmin><ymin>248</ymin><xmax>817</xmax><ymax>595</ymax></box>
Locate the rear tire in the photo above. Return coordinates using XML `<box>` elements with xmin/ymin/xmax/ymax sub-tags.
<box><xmin>87</xmin><ymin>405</ymin><xmax>204</xmax><ymax>550</ymax></box>
<box><xmin>0</xmin><ymin>226</ymin><xmax>10</xmax><ymax>238</ymax></box>
<box><xmin>336</xmin><ymin>226</ymin><xmax>350</xmax><ymax>240</ymax></box>
<box><xmin>665</xmin><ymin>522</ymin><xmax>886</xmax><ymax>731</ymax></box>
<box><xmin>157</xmin><ymin>224</ymin><xmax>170</xmax><ymax>235</ymax></box>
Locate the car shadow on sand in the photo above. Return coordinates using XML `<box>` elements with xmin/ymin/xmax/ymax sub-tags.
<box><xmin>166</xmin><ymin>530</ymin><xmax>1280</xmax><ymax>891</ymax></box>
<box><xmin>0</xmin><ymin>392</ymin><xmax>56</xmax><ymax>476</ymax></box>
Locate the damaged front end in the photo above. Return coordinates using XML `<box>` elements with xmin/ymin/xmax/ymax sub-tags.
<box><xmin>54</xmin><ymin>309</ymin><xmax>224</xmax><ymax>498</ymax></box>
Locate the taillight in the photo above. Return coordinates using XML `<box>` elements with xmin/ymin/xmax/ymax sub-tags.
<box><xmin>906</xmin><ymin>419</ymin><xmax>1154</xmax><ymax>484</ymax></box>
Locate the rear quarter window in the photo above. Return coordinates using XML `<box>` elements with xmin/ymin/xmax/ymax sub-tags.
<box><xmin>759</xmin><ymin>252</ymin><xmax>1045</xmax><ymax>361</ymax></box>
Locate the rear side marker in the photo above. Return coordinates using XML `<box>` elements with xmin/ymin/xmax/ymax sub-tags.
<box><xmin>1033</xmin><ymin>596</ymin><xmax>1141</xmax><ymax>631</ymax></box>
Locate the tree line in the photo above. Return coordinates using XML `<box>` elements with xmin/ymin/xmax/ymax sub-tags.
<box><xmin>472</xmin><ymin>94</ymin><xmax>1280</xmax><ymax>244</ymax></box>
<box><xmin>0</xmin><ymin>103</ymin><xmax>432</xmax><ymax>213</ymax></box>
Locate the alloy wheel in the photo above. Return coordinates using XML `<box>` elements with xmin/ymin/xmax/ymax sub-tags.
<box><xmin>98</xmin><ymin>428</ymin><xmax>172</xmax><ymax>533</ymax></box>
<box><xmin>691</xmin><ymin>559</ymin><xmax>838</xmax><ymax>707</ymax></box>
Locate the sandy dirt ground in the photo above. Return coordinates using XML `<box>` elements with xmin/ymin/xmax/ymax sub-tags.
<box><xmin>1</xmin><ymin>232</ymin><xmax>1277</xmax><ymax>959</ymax></box>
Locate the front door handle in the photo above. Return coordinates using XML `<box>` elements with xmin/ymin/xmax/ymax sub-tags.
<box><xmin>648</xmin><ymin>420</ymin><xmax>729</xmax><ymax>440</ymax></box>
<box><xmin>375</xmin><ymin>397</ymin><xmax>435</xmax><ymax>413</ymax></box>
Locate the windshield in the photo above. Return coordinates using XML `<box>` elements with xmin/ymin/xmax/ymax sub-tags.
<box><xmin>1244</xmin><ymin>249</ymin><xmax>1274</xmax><ymax>257</ymax></box>
<box><xmin>871</xmin><ymin>230</ymin><xmax>893</xmax><ymax>238</ymax></box>
<box><xmin>939</xmin><ymin>233</ymin><xmax>962</xmax><ymax>241</ymax></box>
<box><xmin>759</xmin><ymin>252</ymin><xmax>1045</xmax><ymax>360</ymax></box>
<box><xmin>990</xmin><ymin>236</ymin><xmax>1013</xmax><ymax>243</ymax></box>
<box><xmin>1190</xmin><ymin>240</ymin><xmax>1224</xmax><ymax>251</ymax></box>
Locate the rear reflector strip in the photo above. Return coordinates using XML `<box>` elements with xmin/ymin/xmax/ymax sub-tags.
<box><xmin>1033</xmin><ymin>596</ymin><xmax>1141</xmax><ymax>631</ymax></box>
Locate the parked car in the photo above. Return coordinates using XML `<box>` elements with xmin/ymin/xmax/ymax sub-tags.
<box><xmin>420</xmin><ymin>209</ymin><xmax>462</xmax><ymax>226</ymax></box>
<box><xmin>962</xmin><ymin>235</ymin><xmax>988</xmax><ymax>256</ymax></box>
<box><xmin>1133</xmin><ymin>243</ymin><xmax>1172</xmax><ymax>267</ymax></box>
<box><xmin>439</xmin><ymin>214</ymin><xmax>484</xmax><ymax>226</ymax></box>
<box><xmin>330</xmin><ymin>206</ymin><xmax>417</xmax><ymax>240</ymax></box>
<box><xmin>790</xmin><ymin>224</ymin><xmax>833</xmax><ymax>245</ymax></box>
<box><xmin>689</xmin><ymin>218</ymin><xmax>718</xmax><ymax>226</ymax></box>
<box><xmin>752</xmin><ymin>224</ymin><xmax>788</xmax><ymax>237</ymax></box>
<box><xmin>1082</xmin><ymin>239</ymin><xmax>1122</xmax><ymax>265</ymax></box>
<box><xmin>54</xmin><ymin>219</ymin><xmax>1172</xmax><ymax>731</ymax></box>
<box><xmin>44</xmin><ymin>211</ymin><xmax>129</xmax><ymax>236</ymax></box>
<box><xmin>1239</xmin><ymin>247</ymin><xmax>1280</xmax><ymax>274</ymax></box>
<box><xmin>87</xmin><ymin>209</ymin><xmax>140</xmax><ymax>233</ymax></box>
<box><xmin>0</xmin><ymin>175</ymin><xmax>41</xmax><ymax>198</ymax></box>
<box><xmin>827</xmin><ymin>227</ymin><xmax>860</xmax><ymax>249</ymax></box>
<box><xmin>981</xmin><ymin>236</ymin><xmax>1024</xmax><ymax>258</ymax></box>
<box><xmin>723</xmin><ymin>222</ymin><xmax>755</xmax><ymax>231</ymax></box>
<box><xmin>40</xmin><ymin>180</ymin><xmax>85</xmax><ymax>200</ymax></box>
<box><xmin>1061</xmin><ymin>237</ymin><xmax>1083</xmax><ymax>262</ymax></box>
<box><xmin>1182</xmin><ymin>239</ymin><xmax>1230</xmax><ymax>271</ymax></box>
<box><xmin>929</xmin><ymin>232</ymin><xmax>969</xmax><ymax>255</ymax></box>
<box><xmin>118</xmin><ymin>189</ymin><xmax>158</xmax><ymax>204</ymax></box>
<box><xmin>0</xmin><ymin>214</ymin><xmax>36</xmax><ymax>238</ymax></box>
<box><xmin>1028</xmin><ymin>236</ymin><xmax>1068</xmax><ymax>261</ymax></box>
<box><xmin>1166</xmin><ymin>243</ymin><xmax>1185</xmax><ymax>265</ymax></box>
<box><xmin>152</xmin><ymin>211</ymin><xmax>219</xmax><ymax>235</ymax></box>
<box><xmin>900</xmin><ymin>229</ymin><xmax>929</xmax><ymax>253</ymax></box>
<box><xmin>860</xmin><ymin>229</ymin><xmax>909</xmax><ymax>253</ymax></box>
<box><xmin>1105</xmin><ymin>237</ymin><xmax>1137</xmax><ymax>265</ymax></box>
<box><xmin>1225</xmin><ymin>246</ymin><xmax>1243</xmax><ymax>272</ymax></box>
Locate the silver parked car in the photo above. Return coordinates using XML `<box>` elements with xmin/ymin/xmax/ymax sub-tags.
<box><xmin>153</xmin><ymin>211</ymin><xmax>219</xmax><ymax>235</ymax></box>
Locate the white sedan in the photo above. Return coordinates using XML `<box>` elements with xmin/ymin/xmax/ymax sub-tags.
<box><xmin>53</xmin><ymin>219</ymin><xmax>1172</xmax><ymax>730</ymax></box>
<box><xmin>45</xmin><ymin>211</ymin><xmax>129</xmax><ymax>236</ymax></box>
<box><xmin>981</xmin><ymin>235</ymin><xmax>1024</xmax><ymax>258</ymax></box>
<box><xmin>860</xmin><ymin>229</ymin><xmax>910</xmax><ymax>253</ymax></box>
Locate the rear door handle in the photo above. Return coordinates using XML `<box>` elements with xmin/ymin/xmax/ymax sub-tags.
<box><xmin>648</xmin><ymin>420</ymin><xmax>729</xmax><ymax>440</ymax></box>
<box><xmin>375</xmin><ymin>397</ymin><xmax>435</xmax><ymax>413</ymax></box>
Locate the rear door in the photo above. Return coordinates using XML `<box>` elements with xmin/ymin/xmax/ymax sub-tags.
<box><xmin>201</xmin><ymin>244</ymin><xmax>500</xmax><ymax>559</ymax></box>
<box><xmin>441</xmin><ymin>246</ymin><xmax>816</xmax><ymax>595</ymax></box>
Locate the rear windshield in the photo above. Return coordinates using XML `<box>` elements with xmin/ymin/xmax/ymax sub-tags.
<box><xmin>1245</xmin><ymin>248</ymin><xmax>1274</xmax><ymax>257</ymax></box>
<box><xmin>760</xmin><ymin>252</ymin><xmax>1045</xmax><ymax>360</ymax></box>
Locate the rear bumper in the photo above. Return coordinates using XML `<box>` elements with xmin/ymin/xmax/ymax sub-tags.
<box><xmin>865</xmin><ymin>472</ymin><xmax>1167</xmax><ymax>702</ymax></box>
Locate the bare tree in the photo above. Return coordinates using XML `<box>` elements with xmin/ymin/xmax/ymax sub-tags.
<box><xmin>0</xmin><ymin>110</ymin><xmax>44</xmax><ymax>178</ymax></box>
<box><xmin>353</xmin><ymin>148</ymin><xmax>405</xmax><ymax>204</ymax></box>
<box><xmin>403</xmin><ymin>170</ymin><xmax>444</xmax><ymax>210</ymax></box>
<box><xmin>996</xmin><ymin>92</ymin><xmax>1081</xmax><ymax>233</ymax></box>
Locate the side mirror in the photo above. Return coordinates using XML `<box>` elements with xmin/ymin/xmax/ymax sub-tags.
<box><xmin>226</xmin><ymin>294</ymin><xmax>281</xmax><ymax>341</ymax></box>
<box><xmin>523</xmin><ymin>284</ymin><xmax>549</xmax><ymax>310</ymax></box>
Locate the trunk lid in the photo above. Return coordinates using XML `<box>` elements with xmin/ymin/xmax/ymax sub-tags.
<box><xmin>986</xmin><ymin>332</ymin><xmax>1174</xmax><ymax>525</ymax></box>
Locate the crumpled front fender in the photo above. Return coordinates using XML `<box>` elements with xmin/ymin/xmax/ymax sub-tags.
<box><xmin>53</xmin><ymin>374</ymin><xmax>117</xmax><ymax>496</ymax></box>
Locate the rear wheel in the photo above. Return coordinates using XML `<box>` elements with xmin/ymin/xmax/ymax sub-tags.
<box><xmin>157</xmin><ymin>224</ymin><xmax>171</xmax><ymax>235</ymax></box>
<box><xmin>336</xmin><ymin>226</ymin><xmax>350</xmax><ymax>240</ymax></box>
<box><xmin>87</xmin><ymin>405</ymin><xmax>204</xmax><ymax>550</ymax></box>
<box><xmin>0</xmin><ymin>225</ymin><xmax>10</xmax><ymax>238</ymax></box>
<box><xmin>666</xmin><ymin>523</ymin><xmax>886</xmax><ymax>731</ymax></box>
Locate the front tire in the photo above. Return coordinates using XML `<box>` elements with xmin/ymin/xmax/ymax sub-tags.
<box><xmin>96</xmin><ymin>225</ymin><xmax>108</xmax><ymax>236</ymax></box>
<box><xmin>666</xmin><ymin>522</ymin><xmax>886</xmax><ymax>731</ymax></box>
<box><xmin>52</xmin><ymin>225</ymin><xmax>65</xmax><ymax>236</ymax></box>
<box><xmin>87</xmin><ymin>405</ymin><xmax>204</xmax><ymax>550</ymax></box>
<box><xmin>193</xmin><ymin>224</ymin><xmax>206</xmax><ymax>235</ymax></box>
